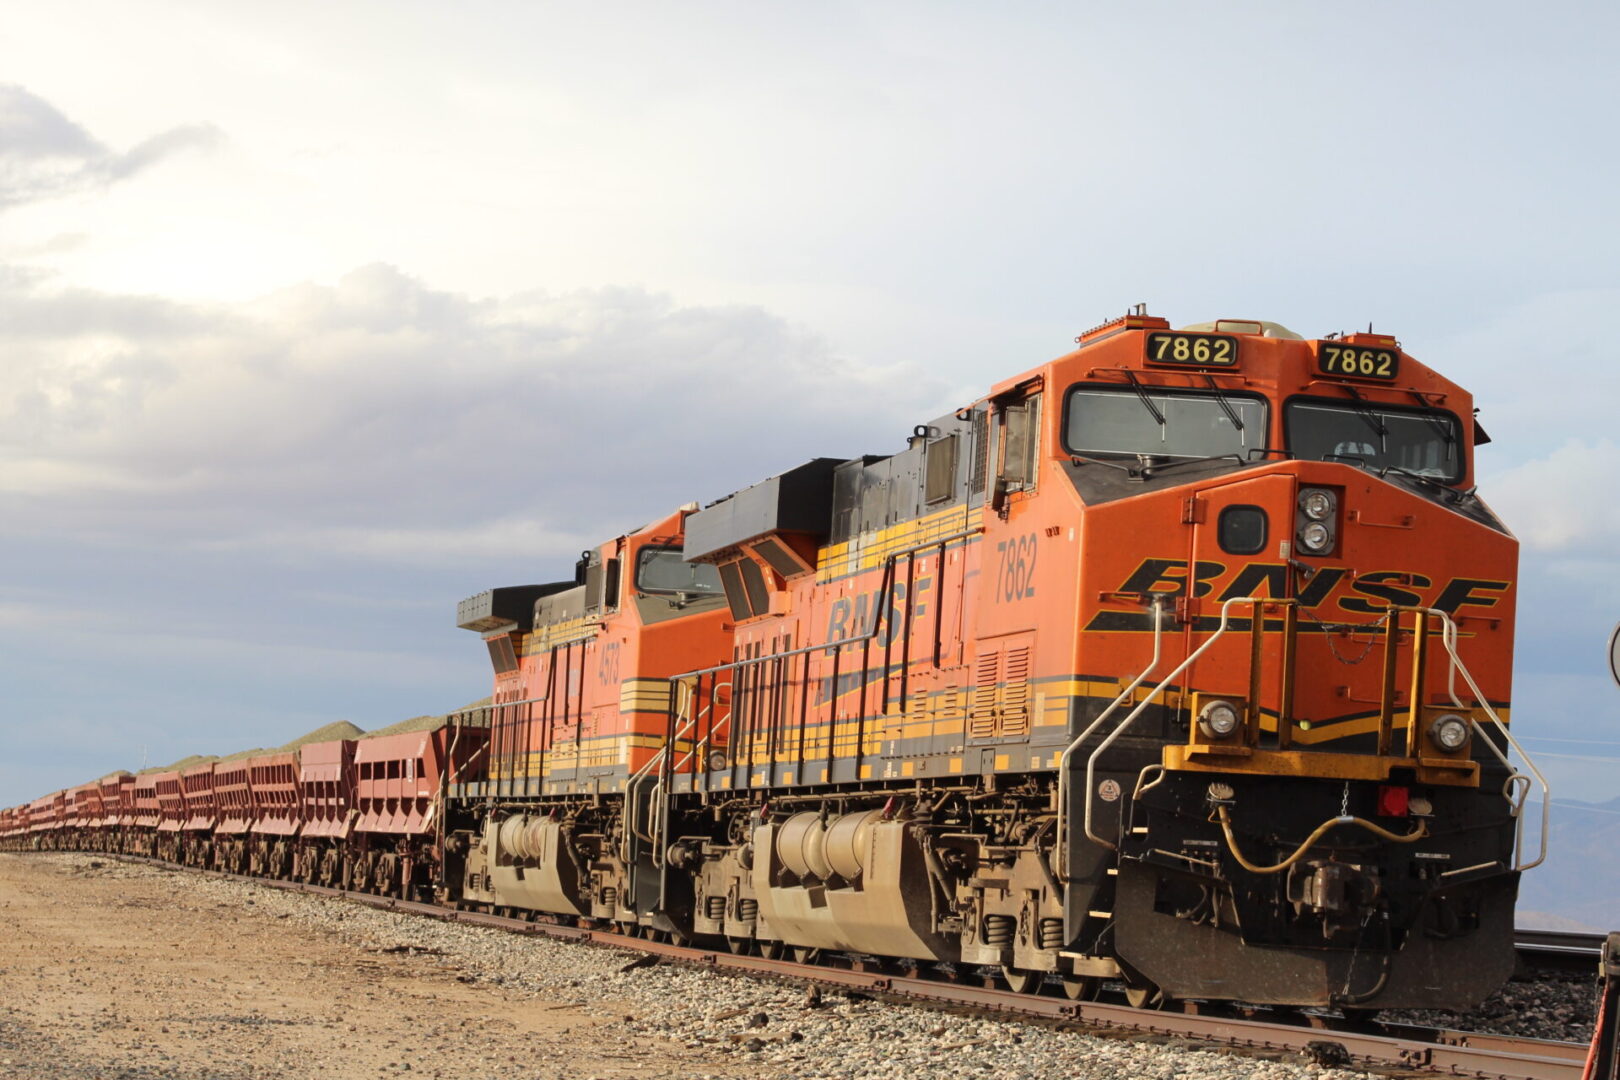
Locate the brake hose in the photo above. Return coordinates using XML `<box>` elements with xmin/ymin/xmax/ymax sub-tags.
<box><xmin>1213</xmin><ymin>804</ymin><xmax>1428</xmax><ymax>875</ymax></box>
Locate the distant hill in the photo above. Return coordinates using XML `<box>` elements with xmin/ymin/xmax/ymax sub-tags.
<box><xmin>1516</xmin><ymin>910</ymin><xmax>1604</xmax><ymax>932</ymax></box>
<box><xmin>1516</xmin><ymin>795</ymin><xmax>1620</xmax><ymax>931</ymax></box>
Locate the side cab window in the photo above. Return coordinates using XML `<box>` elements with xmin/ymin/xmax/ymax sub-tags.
<box><xmin>577</xmin><ymin>550</ymin><xmax>622</xmax><ymax>615</ymax></box>
<box><xmin>993</xmin><ymin>390</ymin><xmax>1042</xmax><ymax>509</ymax></box>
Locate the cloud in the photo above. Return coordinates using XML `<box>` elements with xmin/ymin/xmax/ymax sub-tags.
<box><xmin>196</xmin><ymin>518</ymin><xmax>600</xmax><ymax>565</ymax></box>
<box><xmin>1429</xmin><ymin>289</ymin><xmax>1620</xmax><ymax>466</ymax></box>
<box><xmin>0</xmin><ymin>84</ymin><xmax>223</xmax><ymax>210</ymax></box>
<box><xmin>0</xmin><ymin>262</ymin><xmax>946</xmax><ymax>564</ymax></box>
<box><xmin>1490</xmin><ymin>439</ymin><xmax>1620</xmax><ymax>554</ymax></box>
<box><xmin>0</xmin><ymin>260</ymin><xmax>950</xmax><ymax>804</ymax></box>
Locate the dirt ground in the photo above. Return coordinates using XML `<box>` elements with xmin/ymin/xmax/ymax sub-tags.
<box><xmin>0</xmin><ymin>853</ymin><xmax>742</xmax><ymax>1080</ymax></box>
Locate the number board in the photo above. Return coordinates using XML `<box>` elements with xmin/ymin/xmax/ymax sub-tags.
<box><xmin>1318</xmin><ymin>343</ymin><xmax>1400</xmax><ymax>380</ymax></box>
<box><xmin>1144</xmin><ymin>332</ymin><xmax>1238</xmax><ymax>368</ymax></box>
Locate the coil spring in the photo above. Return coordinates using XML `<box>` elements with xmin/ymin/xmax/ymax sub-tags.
<box><xmin>983</xmin><ymin>914</ymin><xmax>1015</xmax><ymax>946</ymax></box>
<box><xmin>1038</xmin><ymin>917</ymin><xmax>1064</xmax><ymax>950</ymax></box>
<box><xmin>599</xmin><ymin>886</ymin><xmax>617</xmax><ymax>911</ymax></box>
<box><xmin>737</xmin><ymin>898</ymin><xmax>759</xmax><ymax>921</ymax></box>
<box><xmin>706</xmin><ymin>895</ymin><xmax>726</xmax><ymax>921</ymax></box>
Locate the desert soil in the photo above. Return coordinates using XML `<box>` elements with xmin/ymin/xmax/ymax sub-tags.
<box><xmin>0</xmin><ymin>853</ymin><xmax>743</xmax><ymax>1080</ymax></box>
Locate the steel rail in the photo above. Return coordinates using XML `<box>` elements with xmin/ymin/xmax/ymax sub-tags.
<box><xmin>48</xmin><ymin>853</ymin><xmax>1589</xmax><ymax>1080</ymax></box>
<box><xmin>1515</xmin><ymin>928</ymin><xmax>1609</xmax><ymax>974</ymax></box>
<box><xmin>1516</xmin><ymin>929</ymin><xmax>1609</xmax><ymax>956</ymax></box>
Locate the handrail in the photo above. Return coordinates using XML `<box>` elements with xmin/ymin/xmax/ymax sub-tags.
<box><xmin>1055</xmin><ymin>597</ymin><xmax>1166</xmax><ymax>880</ymax></box>
<box><xmin>665</xmin><ymin>527</ymin><xmax>981</xmax><ymax>686</ymax></box>
<box><xmin>622</xmin><ymin>680</ymin><xmax>709</xmax><ymax>862</ymax></box>
<box><xmin>650</xmin><ymin>526</ymin><xmax>977</xmax><ymax>821</ymax></box>
<box><xmin>667</xmin><ymin>687</ymin><xmax>730</xmax><ymax>772</ymax></box>
<box><xmin>1083</xmin><ymin>596</ymin><xmax>1270</xmax><ymax>851</ymax></box>
<box><xmin>1426</xmin><ymin>607</ymin><xmax>1550</xmax><ymax>872</ymax></box>
<box><xmin>624</xmin><ymin>678</ymin><xmax>738</xmax><ymax>866</ymax></box>
<box><xmin>1064</xmin><ymin>600</ymin><xmax>1547</xmax><ymax>876</ymax></box>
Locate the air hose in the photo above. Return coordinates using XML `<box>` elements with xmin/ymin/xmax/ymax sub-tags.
<box><xmin>1212</xmin><ymin>804</ymin><xmax>1428</xmax><ymax>875</ymax></box>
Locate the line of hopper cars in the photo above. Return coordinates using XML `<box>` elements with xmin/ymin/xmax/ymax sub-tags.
<box><xmin>4</xmin><ymin>310</ymin><xmax>1552</xmax><ymax>1014</ymax></box>
<box><xmin>0</xmin><ymin>718</ymin><xmax>487</xmax><ymax>896</ymax></box>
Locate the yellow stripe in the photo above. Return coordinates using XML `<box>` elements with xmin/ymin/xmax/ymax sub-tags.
<box><xmin>816</xmin><ymin>503</ymin><xmax>983</xmax><ymax>582</ymax></box>
<box><xmin>520</xmin><ymin>614</ymin><xmax>601</xmax><ymax>654</ymax></box>
<box><xmin>619</xmin><ymin>679</ymin><xmax>672</xmax><ymax>714</ymax></box>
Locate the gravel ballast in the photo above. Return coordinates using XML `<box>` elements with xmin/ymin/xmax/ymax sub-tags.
<box><xmin>1</xmin><ymin>853</ymin><xmax>1592</xmax><ymax>1079</ymax></box>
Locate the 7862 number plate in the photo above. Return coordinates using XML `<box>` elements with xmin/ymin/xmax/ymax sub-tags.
<box><xmin>1318</xmin><ymin>343</ymin><xmax>1399</xmax><ymax>380</ymax></box>
<box><xmin>1144</xmin><ymin>332</ymin><xmax>1238</xmax><ymax>367</ymax></box>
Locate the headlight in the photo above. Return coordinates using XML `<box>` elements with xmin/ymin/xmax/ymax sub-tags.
<box><xmin>1298</xmin><ymin>521</ymin><xmax>1332</xmax><ymax>552</ymax></box>
<box><xmin>1428</xmin><ymin>714</ymin><xmax>1469</xmax><ymax>752</ymax></box>
<box><xmin>1300</xmin><ymin>489</ymin><xmax>1335</xmax><ymax>521</ymax></box>
<box><xmin>1199</xmin><ymin>699</ymin><xmax>1241</xmax><ymax>739</ymax></box>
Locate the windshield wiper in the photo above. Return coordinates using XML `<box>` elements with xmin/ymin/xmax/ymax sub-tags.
<box><xmin>1379</xmin><ymin>464</ymin><xmax>1474</xmax><ymax>503</ymax></box>
<box><xmin>1069</xmin><ymin>453</ymin><xmax>1141</xmax><ymax>477</ymax></box>
<box><xmin>1342</xmin><ymin>385</ymin><xmax>1388</xmax><ymax>445</ymax></box>
<box><xmin>1202</xmin><ymin>374</ymin><xmax>1244</xmax><ymax>432</ymax></box>
<box><xmin>1406</xmin><ymin>390</ymin><xmax>1458</xmax><ymax>458</ymax></box>
<box><xmin>1122</xmin><ymin>370</ymin><xmax>1166</xmax><ymax>428</ymax></box>
<box><xmin>1138</xmin><ymin>453</ymin><xmax>1245</xmax><ymax>479</ymax></box>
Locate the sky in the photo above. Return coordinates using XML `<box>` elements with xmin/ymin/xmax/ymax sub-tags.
<box><xmin>3</xmin><ymin>0</ymin><xmax>1620</xmax><ymax>830</ymax></box>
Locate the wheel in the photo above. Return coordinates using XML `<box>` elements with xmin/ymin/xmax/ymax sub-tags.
<box><xmin>725</xmin><ymin>936</ymin><xmax>753</xmax><ymax>955</ymax></box>
<box><xmin>792</xmin><ymin>946</ymin><xmax>819</xmax><ymax>965</ymax></box>
<box><xmin>1062</xmin><ymin>974</ymin><xmax>1100</xmax><ymax>1001</ymax></box>
<box><xmin>1001</xmin><ymin>966</ymin><xmax>1044</xmax><ymax>995</ymax></box>
<box><xmin>759</xmin><ymin>939</ymin><xmax>786</xmax><ymax>960</ymax></box>
<box><xmin>1124</xmin><ymin>983</ymin><xmax>1164</xmax><ymax>1010</ymax></box>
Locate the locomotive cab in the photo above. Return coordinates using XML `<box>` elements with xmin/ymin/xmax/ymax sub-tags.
<box><xmin>1042</xmin><ymin>314</ymin><xmax>1530</xmax><ymax>1008</ymax></box>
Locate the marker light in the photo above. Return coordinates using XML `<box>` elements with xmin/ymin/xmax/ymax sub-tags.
<box><xmin>1428</xmin><ymin>714</ymin><xmax>1470</xmax><ymax>753</ymax></box>
<box><xmin>1299</xmin><ymin>521</ymin><xmax>1332</xmax><ymax>552</ymax></box>
<box><xmin>1199</xmin><ymin>699</ymin><xmax>1241</xmax><ymax>739</ymax></box>
<box><xmin>1300</xmin><ymin>489</ymin><xmax>1335</xmax><ymax>521</ymax></box>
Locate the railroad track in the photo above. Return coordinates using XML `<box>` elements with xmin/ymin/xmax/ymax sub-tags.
<box><xmin>62</xmin><ymin>852</ymin><xmax>1593</xmax><ymax>1080</ymax></box>
<box><xmin>1516</xmin><ymin>929</ymin><xmax>1610</xmax><ymax>975</ymax></box>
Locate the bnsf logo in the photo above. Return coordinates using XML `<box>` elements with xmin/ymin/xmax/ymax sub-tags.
<box><xmin>1109</xmin><ymin>558</ymin><xmax>1509</xmax><ymax>616</ymax></box>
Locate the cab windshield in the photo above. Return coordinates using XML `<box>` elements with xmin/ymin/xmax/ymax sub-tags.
<box><xmin>1285</xmin><ymin>400</ymin><xmax>1462</xmax><ymax>482</ymax></box>
<box><xmin>636</xmin><ymin>548</ymin><xmax>724</xmax><ymax>596</ymax></box>
<box><xmin>1064</xmin><ymin>386</ymin><xmax>1267</xmax><ymax>460</ymax></box>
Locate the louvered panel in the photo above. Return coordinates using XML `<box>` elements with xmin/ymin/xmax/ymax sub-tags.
<box><xmin>969</xmin><ymin>650</ymin><xmax>1000</xmax><ymax>739</ymax></box>
<box><xmin>934</xmin><ymin>685</ymin><xmax>961</xmax><ymax>735</ymax></box>
<box><xmin>907</xmin><ymin>687</ymin><xmax>929</xmax><ymax>726</ymax></box>
<box><xmin>999</xmin><ymin>645</ymin><xmax>1031</xmax><ymax>737</ymax></box>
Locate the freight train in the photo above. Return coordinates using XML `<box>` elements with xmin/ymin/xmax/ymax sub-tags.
<box><xmin>2</xmin><ymin>310</ymin><xmax>1549</xmax><ymax>1013</ymax></box>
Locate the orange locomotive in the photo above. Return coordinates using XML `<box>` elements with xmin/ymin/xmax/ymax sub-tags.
<box><xmin>452</xmin><ymin>309</ymin><xmax>1544</xmax><ymax>1010</ymax></box>
<box><xmin>1</xmin><ymin>310</ymin><xmax>1543</xmax><ymax>1012</ymax></box>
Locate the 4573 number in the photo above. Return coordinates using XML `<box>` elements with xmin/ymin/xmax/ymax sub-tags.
<box><xmin>995</xmin><ymin>534</ymin><xmax>1038</xmax><ymax>602</ymax></box>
